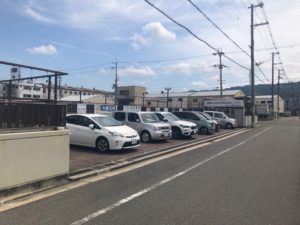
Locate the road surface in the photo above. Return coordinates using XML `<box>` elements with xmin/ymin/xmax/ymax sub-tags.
<box><xmin>0</xmin><ymin>118</ymin><xmax>299</xmax><ymax>225</ymax></box>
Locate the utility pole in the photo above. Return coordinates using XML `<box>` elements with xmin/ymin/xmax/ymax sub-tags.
<box><xmin>249</xmin><ymin>2</ymin><xmax>268</xmax><ymax>128</ymax></box>
<box><xmin>271</xmin><ymin>52</ymin><xmax>280</xmax><ymax>117</ymax></box>
<box><xmin>213</xmin><ymin>50</ymin><xmax>226</xmax><ymax>97</ymax></box>
<box><xmin>112</xmin><ymin>59</ymin><xmax>118</xmax><ymax>106</ymax></box>
<box><xmin>277</xmin><ymin>69</ymin><xmax>284</xmax><ymax>117</ymax></box>
<box><xmin>165</xmin><ymin>87</ymin><xmax>172</xmax><ymax>109</ymax></box>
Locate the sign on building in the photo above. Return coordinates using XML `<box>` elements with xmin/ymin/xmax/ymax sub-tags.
<box><xmin>100</xmin><ymin>104</ymin><xmax>117</xmax><ymax>112</ymax></box>
<box><xmin>77</xmin><ymin>104</ymin><xmax>87</xmax><ymax>113</ymax></box>
<box><xmin>204</xmin><ymin>100</ymin><xmax>244</xmax><ymax>108</ymax></box>
<box><xmin>123</xmin><ymin>105</ymin><xmax>141</xmax><ymax>112</ymax></box>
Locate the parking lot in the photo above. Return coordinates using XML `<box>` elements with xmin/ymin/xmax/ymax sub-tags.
<box><xmin>70</xmin><ymin>128</ymin><xmax>237</xmax><ymax>172</ymax></box>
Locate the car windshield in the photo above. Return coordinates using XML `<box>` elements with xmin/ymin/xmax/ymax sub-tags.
<box><xmin>194</xmin><ymin>112</ymin><xmax>208</xmax><ymax>120</ymax></box>
<box><xmin>200</xmin><ymin>112</ymin><xmax>212</xmax><ymax>120</ymax></box>
<box><xmin>91</xmin><ymin>116</ymin><xmax>122</xmax><ymax>127</ymax></box>
<box><xmin>164</xmin><ymin>113</ymin><xmax>180</xmax><ymax>121</ymax></box>
<box><xmin>140</xmin><ymin>113</ymin><xmax>160</xmax><ymax>123</ymax></box>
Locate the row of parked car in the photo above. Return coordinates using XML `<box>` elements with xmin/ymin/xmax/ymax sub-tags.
<box><xmin>66</xmin><ymin>111</ymin><xmax>237</xmax><ymax>152</ymax></box>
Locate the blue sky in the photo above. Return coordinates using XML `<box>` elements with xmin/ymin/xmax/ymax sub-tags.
<box><xmin>0</xmin><ymin>0</ymin><xmax>299</xmax><ymax>93</ymax></box>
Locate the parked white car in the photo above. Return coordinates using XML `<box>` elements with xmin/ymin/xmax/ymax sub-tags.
<box><xmin>66</xmin><ymin>114</ymin><xmax>140</xmax><ymax>152</ymax></box>
<box><xmin>155</xmin><ymin>112</ymin><xmax>198</xmax><ymax>138</ymax></box>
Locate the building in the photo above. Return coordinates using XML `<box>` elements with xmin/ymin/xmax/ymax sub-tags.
<box><xmin>255</xmin><ymin>95</ymin><xmax>284</xmax><ymax>114</ymax></box>
<box><xmin>117</xmin><ymin>86</ymin><xmax>147</xmax><ymax>107</ymax></box>
<box><xmin>0</xmin><ymin>66</ymin><xmax>114</xmax><ymax>103</ymax></box>
<box><xmin>145</xmin><ymin>90</ymin><xmax>245</xmax><ymax>110</ymax></box>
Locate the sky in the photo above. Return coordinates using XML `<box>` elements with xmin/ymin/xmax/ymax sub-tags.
<box><xmin>0</xmin><ymin>0</ymin><xmax>299</xmax><ymax>93</ymax></box>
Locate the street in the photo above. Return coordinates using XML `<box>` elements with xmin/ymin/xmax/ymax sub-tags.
<box><xmin>0</xmin><ymin>118</ymin><xmax>299</xmax><ymax>225</ymax></box>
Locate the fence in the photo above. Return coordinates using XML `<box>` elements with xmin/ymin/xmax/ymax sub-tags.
<box><xmin>0</xmin><ymin>102</ymin><xmax>66</xmax><ymax>129</ymax></box>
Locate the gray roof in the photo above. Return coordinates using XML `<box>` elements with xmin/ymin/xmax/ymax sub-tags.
<box><xmin>147</xmin><ymin>90</ymin><xmax>243</xmax><ymax>98</ymax></box>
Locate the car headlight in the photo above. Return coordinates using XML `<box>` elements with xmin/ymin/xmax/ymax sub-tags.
<box><xmin>108</xmin><ymin>131</ymin><xmax>124</xmax><ymax>137</ymax></box>
<box><xmin>153</xmin><ymin>126</ymin><xmax>161</xmax><ymax>131</ymax></box>
<box><xmin>180</xmin><ymin>125</ymin><xmax>189</xmax><ymax>128</ymax></box>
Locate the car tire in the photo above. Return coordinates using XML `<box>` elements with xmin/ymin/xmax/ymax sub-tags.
<box><xmin>172</xmin><ymin>127</ymin><xmax>182</xmax><ymax>139</ymax></box>
<box><xmin>141</xmin><ymin>131</ymin><xmax>151</xmax><ymax>143</ymax></box>
<box><xmin>96</xmin><ymin>137</ymin><xmax>109</xmax><ymax>152</ymax></box>
<box><xmin>225</xmin><ymin>123</ymin><xmax>233</xmax><ymax>129</ymax></box>
<box><xmin>199</xmin><ymin>126</ymin><xmax>208</xmax><ymax>135</ymax></box>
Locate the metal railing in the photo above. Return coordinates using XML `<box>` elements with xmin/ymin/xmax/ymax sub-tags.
<box><xmin>0</xmin><ymin>103</ymin><xmax>66</xmax><ymax>129</ymax></box>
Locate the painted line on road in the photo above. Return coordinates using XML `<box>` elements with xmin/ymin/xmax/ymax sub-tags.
<box><xmin>70</xmin><ymin>127</ymin><xmax>272</xmax><ymax>225</ymax></box>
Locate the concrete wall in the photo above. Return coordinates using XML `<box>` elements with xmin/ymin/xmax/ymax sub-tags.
<box><xmin>0</xmin><ymin>129</ymin><xmax>69</xmax><ymax>190</ymax></box>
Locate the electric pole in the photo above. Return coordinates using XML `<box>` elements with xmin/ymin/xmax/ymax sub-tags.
<box><xmin>213</xmin><ymin>50</ymin><xmax>226</xmax><ymax>97</ymax></box>
<box><xmin>249</xmin><ymin>2</ymin><xmax>268</xmax><ymax>128</ymax></box>
<box><xmin>165</xmin><ymin>87</ymin><xmax>172</xmax><ymax>109</ymax></box>
<box><xmin>277</xmin><ymin>69</ymin><xmax>284</xmax><ymax>117</ymax></box>
<box><xmin>271</xmin><ymin>52</ymin><xmax>279</xmax><ymax>117</ymax></box>
<box><xmin>112</xmin><ymin>59</ymin><xmax>118</xmax><ymax>106</ymax></box>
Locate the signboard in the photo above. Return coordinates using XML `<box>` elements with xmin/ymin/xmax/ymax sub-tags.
<box><xmin>123</xmin><ymin>105</ymin><xmax>141</xmax><ymax>112</ymax></box>
<box><xmin>100</xmin><ymin>104</ymin><xmax>117</xmax><ymax>112</ymax></box>
<box><xmin>77</xmin><ymin>104</ymin><xmax>87</xmax><ymax>114</ymax></box>
<box><xmin>204</xmin><ymin>100</ymin><xmax>244</xmax><ymax>108</ymax></box>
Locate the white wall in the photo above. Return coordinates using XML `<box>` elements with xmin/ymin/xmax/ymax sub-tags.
<box><xmin>0</xmin><ymin>129</ymin><xmax>69</xmax><ymax>190</ymax></box>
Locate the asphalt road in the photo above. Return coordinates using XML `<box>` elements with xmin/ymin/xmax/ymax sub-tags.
<box><xmin>0</xmin><ymin>118</ymin><xmax>299</xmax><ymax>225</ymax></box>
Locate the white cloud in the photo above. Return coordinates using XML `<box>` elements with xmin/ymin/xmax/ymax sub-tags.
<box><xmin>119</xmin><ymin>66</ymin><xmax>155</xmax><ymax>77</ymax></box>
<box><xmin>163</xmin><ymin>62</ymin><xmax>214</xmax><ymax>76</ymax></box>
<box><xmin>131</xmin><ymin>34</ymin><xmax>150</xmax><ymax>50</ymax></box>
<box><xmin>131</xmin><ymin>22</ymin><xmax>176</xmax><ymax>50</ymax></box>
<box><xmin>143</xmin><ymin>22</ymin><xmax>176</xmax><ymax>42</ymax></box>
<box><xmin>190</xmin><ymin>81</ymin><xmax>207</xmax><ymax>87</ymax></box>
<box><xmin>27</xmin><ymin>44</ymin><xmax>57</xmax><ymax>55</ymax></box>
<box><xmin>25</xmin><ymin>6</ymin><xmax>55</xmax><ymax>24</ymax></box>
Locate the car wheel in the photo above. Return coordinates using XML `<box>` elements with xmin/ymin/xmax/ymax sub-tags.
<box><xmin>199</xmin><ymin>126</ymin><xmax>208</xmax><ymax>135</ymax></box>
<box><xmin>172</xmin><ymin>127</ymin><xmax>182</xmax><ymax>139</ymax></box>
<box><xmin>225</xmin><ymin>123</ymin><xmax>233</xmax><ymax>129</ymax></box>
<box><xmin>141</xmin><ymin>131</ymin><xmax>151</xmax><ymax>143</ymax></box>
<box><xmin>96</xmin><ymin>137</ymin><xmax>109</xmax><ymax>152</ymax></box>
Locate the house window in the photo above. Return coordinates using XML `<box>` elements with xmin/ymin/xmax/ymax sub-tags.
<box><xmin>69</xmin><ymin>91</ymin><xmax>73</xmax><ymax>94</ymax></box>
<box><xmin>120</xmin><ymin>90</ymin><xmax>129</xmax><ymax>96</ymax></box>
<box><xmin>193</xmin><ymin>98</ymin><xmax>198</xmax><ymax>102</ymax></box>
<box><xmin>147</xmin><ymin>101</ymin><xmax>151</xmax><ymax>105</ymax></box>
<box><xmin>64</xmin><ymin>91</ymin><xmax>67</xmax><ymax>94</ymax></box>
<box><xmin>24</xmin><ymin>86</ymin><xmax>32</xmax><ymax>90</ymax></box>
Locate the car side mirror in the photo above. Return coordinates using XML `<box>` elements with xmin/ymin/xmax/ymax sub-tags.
<box><xmin>162</xmin><ymin>118</ymin><xmax>168</xmax><ymax>122</ymax></box>
<box><xmin>88</xmin><ymin>124</ymin><xmax>94</xmax><ymax>130</ymax></box>
<box><xmin>135</xmin><ymin>118</ymin><xmax>140</xmax><ymax>123</ymax></box>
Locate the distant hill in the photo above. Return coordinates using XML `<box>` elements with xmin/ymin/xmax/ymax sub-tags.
<box><xmin>226</xmin><ymin>81</ymin><xmax>300</xmax><ymax>113</ymax></box>
<box><xmin>226</xmin><ymin>81</ymin><xmax>300</xmax><ymax>98</ymax></box>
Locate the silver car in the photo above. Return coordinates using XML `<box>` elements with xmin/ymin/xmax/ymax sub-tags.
<box><xmin>204</xmin><ymin>111</ymin><xmax>237</xmax><ymax>129</ymax></box>
<box><xmin>113</xmin><ymin>111</ymin><xmax>172</xmax><ymax>143</ymax></box>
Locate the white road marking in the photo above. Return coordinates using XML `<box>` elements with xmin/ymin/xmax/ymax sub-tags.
<box><xmin>71</xmin><ymin>127</ymin><xmax>272</xmax><ymax>225</ymax></box>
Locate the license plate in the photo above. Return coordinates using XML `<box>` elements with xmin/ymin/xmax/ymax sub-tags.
<box><xmin>132</xmin><ymin>139</ymin><xmax>137</xmax><ymax>144</ymax></box>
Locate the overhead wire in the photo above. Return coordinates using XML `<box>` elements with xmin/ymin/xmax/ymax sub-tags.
<box><xmin>144</xmin><ymin>0</ymin><xmax>250</xmax><ymax>73</ymax></box>
<box><xmin>187</xmin><ymin>0</ymin><xmax>270</xmax><ymax>84</ymax></box>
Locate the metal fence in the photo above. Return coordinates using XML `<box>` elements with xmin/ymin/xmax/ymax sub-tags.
<box><xmin>0</xmin><ymin>102</ymin><xmax>66</xmax><ymax>129</ymax></box>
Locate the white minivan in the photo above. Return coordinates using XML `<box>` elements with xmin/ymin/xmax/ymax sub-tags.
<box><xmin>66</xmin><ymin>114</ymin><xmax>140</xmax><ymax>152</ymax></box>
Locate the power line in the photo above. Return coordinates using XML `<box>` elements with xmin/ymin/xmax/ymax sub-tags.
<box><xmin>187</xmin><ymin>0</ymin><xmax>250</xmax><ymax>57</ymax></box>
<box><xmin>144</xmin><ymin>0</ymin><xmax>250</xmax><ymax>72</ymax></box>
<box><xmin>187</xmin><ymin>0</ymin><xmax>270</xmax><ymax>83</ymax></box>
